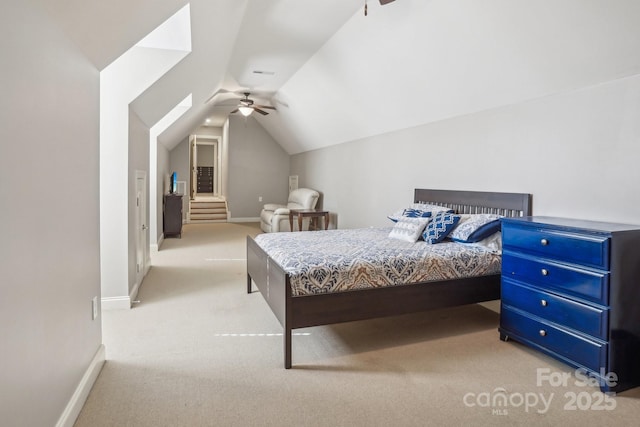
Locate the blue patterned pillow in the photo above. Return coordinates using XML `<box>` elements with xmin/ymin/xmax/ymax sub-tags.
<box><xmin>402</xmin><ymin>208</ymin><xmax>432</xmax><ymax>219</ymax></box>
<box><xmin>449</xmin><ymin>214</ymin><xmax>503</xmax><ymax>243</ymax></box>
<box><xmin>422</xmin><ymin>212</ymin><xmax>461</xmax><ymax>244</ymax></box>
<box><xmin>387</xmin><ymin>204</ymin><xmax>453</xmax><ymax>222</ymax></box>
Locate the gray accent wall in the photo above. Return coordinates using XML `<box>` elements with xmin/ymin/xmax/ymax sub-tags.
<box><xmin>227</xmin><ymin>115</ymin><xmax>290</xmax><ymax>220</ymax></box>
<box><xmin>0</xmin><ymin>2</ymin><xmax>102</xmax><ymax>425</ymax></box>
<box><xmin>197</xmin><ymin>144</ymin><xmax>215</xmax><ymax>168</ymax></box>
<box><xmin>169</xmin><ymin>136</ymin><xmax>190</xmax><ymax>221</ymax></box>
<box><xmin>291</xmin><ymin>74</ymin><xmax>640</xmax><ymax>229</ymax></box>
<box><xmin>155</xmin><ymin>143</ymin><xmax>170</xmax><ymax>243</ymax></box>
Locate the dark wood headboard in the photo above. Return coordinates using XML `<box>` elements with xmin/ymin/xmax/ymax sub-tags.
<box><xmin>414</xmin><ymin>189</ymin><xmax>532</xmax><ymax>217</ymax></box>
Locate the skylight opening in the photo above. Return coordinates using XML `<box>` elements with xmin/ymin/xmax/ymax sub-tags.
<box><xmin>135</xmin><ymin>4</ymin><xmax>192</xmax><ymax>52</ymax></box>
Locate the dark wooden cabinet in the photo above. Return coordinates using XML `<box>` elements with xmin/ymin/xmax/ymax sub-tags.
<box><xmin>197</xmin><ymin>166</ymin><xmax>213</xmax><ymax>193</ymax></box>
<box><xmin>500</xmin><ymin>216</ymin><xmax>640</xmax><ymax>392</ymax></box>
<box><xmin>163</xmin><ymin>194</ymin><xmax>183</xmax><ymax>238</ymax></box>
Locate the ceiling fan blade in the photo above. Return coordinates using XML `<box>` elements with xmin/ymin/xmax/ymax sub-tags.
<box><xmin>230</xmin><ymin>109</ymin><xmax>239</xmax><ymax>114</ymax></box>
<box><xmin>379</xmin><ymin>0</ymin><xmax>396</xmax><ymax>4</ymax></box>
<box><xmin>254</xmin><ymin>104</ymin><xmax>276</xmax><ymax>110</ymax></box>
<box><xmin>253</xmin><ymin>108</ymin><xmax>269</xmax><ymax>115</ymax></box>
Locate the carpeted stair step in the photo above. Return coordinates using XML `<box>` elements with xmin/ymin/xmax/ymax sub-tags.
<box><xmin>190</xmin><ymin>200</ymin><xmax>227</xmax><ymax>222</ymax></box>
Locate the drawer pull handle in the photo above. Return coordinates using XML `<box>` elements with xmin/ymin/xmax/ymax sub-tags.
<box><xmin>540</xmin><ymin>299</ymin><xmax>548</xmax><ymax>307</ymax></box>
<box><xmin>540</xmin><ymin>238</ymin><xmax>549</xmax><ymax>246</ymax></box>
<box><xmin>539</xmin><ymin>330</ymin><xmax>547</xmax><ymax>337</ymax></box>
<box><xmin>541</xmin><ymin>269</ymin><xmax>549</xmax><ymax>276</ymax></box>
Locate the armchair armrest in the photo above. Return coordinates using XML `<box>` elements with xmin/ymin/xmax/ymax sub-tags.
<box><xmin>273</xmin><ymin>207</ymin><xmax>290</xmax><ymax>215</ymax></box>
<box><xmin>263</xmin><ymin>203</ymin><xmax>286</xmax><ymax>212</ymax></box>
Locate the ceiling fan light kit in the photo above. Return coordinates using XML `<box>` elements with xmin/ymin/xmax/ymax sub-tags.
<box><xmin>238</xmin><ymin>106</ymin><xmax>253</xmax><ymax>117</ymax></box>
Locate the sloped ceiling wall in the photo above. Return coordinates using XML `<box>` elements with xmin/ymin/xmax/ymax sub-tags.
<box><xmin>33</xmin><ymin>0</ymin><xmax>190</xmax><ymax>70</ymax></box>
<box><xmin>133</xmin><ymin>0</ymin><xmax>364</xmax><ymax>150</ymax></box>
<box><xmin>36</xmin><ymin>0</ymin><xmax>640</xmax><ymax>155</ymax></box>
<box><xmin>262</xmin><ymin>0</ymin><xmax>640</xmax><ymax>154</ymax></box>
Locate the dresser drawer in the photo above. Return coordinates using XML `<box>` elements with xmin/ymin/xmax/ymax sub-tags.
<box><xmin>502</xmin><ymin>252</ymin><xmax>609</xmax><ymax>304</ymax></box>
<box><xmin>501</xmin><ymin>307</ymin><xmax>607</xmax><ymax>372</ymax></box>
<box><xmin>501</xmin><ymin>278</ymin><xmax>608</xmax><ymax>339</ymax></box>
<box><xmin>502</xmin><ymin>224</ymin><xmax>610</xmax><ymax>269</ymax></box>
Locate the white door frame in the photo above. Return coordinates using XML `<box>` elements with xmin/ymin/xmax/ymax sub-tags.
<box><xmin>134</xmin><ymin>170</ymin><xmax>148</xmax><ymax>293</ymax></box>
<box><xmin>191</xmin><ymin>135</ymin><xmax>220</xmax><ymax>199</ymax></box>
<box><xmin>190</xmin><ymin>135</ymin><xmax>196</xmax><ymax>200</ymax></box>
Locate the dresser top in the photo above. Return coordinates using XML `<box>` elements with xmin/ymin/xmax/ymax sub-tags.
<box><xmin>503</xmin><ymin>216</ymin><xmax>640</xmax><ymax>233</ymax></box>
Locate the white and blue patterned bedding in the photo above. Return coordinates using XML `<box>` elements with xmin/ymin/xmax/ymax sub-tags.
<box><xmin>254</xmin><ymin>227</ymin><xmax>501</xmax><ymax>296</ymax></box>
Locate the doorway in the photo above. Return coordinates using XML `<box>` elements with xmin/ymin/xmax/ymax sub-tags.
<box><xmin>189</xmin><ymin>135</ymin><xmax>221</xmax><ymax>200</ymax></box>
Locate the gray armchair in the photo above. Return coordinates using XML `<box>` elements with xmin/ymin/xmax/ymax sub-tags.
<box><xmin>260</xmin><ymin>188</ymin><xmax>320</xmax><ymax>232</ymax></box>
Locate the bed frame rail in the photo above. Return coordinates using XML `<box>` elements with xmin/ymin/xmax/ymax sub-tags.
<box><xmin>248</xmin><ymin>188</ymin><xmax>532</xmax><ymax>368</ymax></box>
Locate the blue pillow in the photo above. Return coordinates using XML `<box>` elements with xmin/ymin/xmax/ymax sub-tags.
<box><xmin>387</xmin><ymin>204</ymin><xmax>454</xmax><ymax>222</ymax></box>
<box><xmin>423</xmin><ymin>212</ymin><xmax>460</xmax><ymax>244</ymax></box>
<box><xmin>402</xmin><ymin>208</ymin><xmax>432</xmax><ymax>219</ymax></box>
<box><xmin>448</xmin><ymin>214</ymin><xmax>503</xmax><ymax>243</ymax></box>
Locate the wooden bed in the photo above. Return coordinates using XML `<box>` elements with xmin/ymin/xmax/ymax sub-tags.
<box><xmin>246</xmin><ymin>188</ymin><xmax>532</xmax><ymax>368</ymax></box>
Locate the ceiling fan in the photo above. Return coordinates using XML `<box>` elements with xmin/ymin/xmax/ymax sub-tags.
<box><xmin>364</xmin><ymin>0</ymin><xmax>396</xmax><ymax>16</ymax></box>
<box><xmin>230</xmin><ymin>92</ymin><xmax>276</xmax><ymax>117</ymax></box>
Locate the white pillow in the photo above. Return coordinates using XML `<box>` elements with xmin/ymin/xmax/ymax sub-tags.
<box><xmin>388</xmin><ymin>217</ymin><xmax>431</xmax><ymax>243</ymax></box>
<box><xmin>458</xmin><ymin>232</ymin><xmax>503</xmax><ymax>253</ymax></box>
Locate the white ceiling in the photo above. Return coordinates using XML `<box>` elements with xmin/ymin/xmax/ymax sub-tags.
<box><xmin>37</xmin><ymin>0</ymin><xmax>640</xmax><ymax>153</ymax></box>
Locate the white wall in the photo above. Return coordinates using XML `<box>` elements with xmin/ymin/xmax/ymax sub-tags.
<box><xmin>149</xmin><ymin>95</ymin><xmax>192</xmax><ymax>248</ymax></box>
<box><xmin>291</xmin><ymin>74</ymin><xmax>640</xmax><ymax>229</ymax></box>
<box><xmin>128</xmin><ymin>109</ymin><xmax>151</xmax><ymax>291</ymax></box>
<box><xmin>267</xmin><ymin>0</ymin><xmax>640</xmax><ymax>155</ymax></box>
<box><xmin>100</xmin><ymin>42</ymin><xmax>189</xmax><ymax>307</ymax></box>
<box><xmin>0</xmin><ymin>2</ymin><xmax>102</xmax><ymax>425</ymax></box>
<box><xmin>194</xmin><ymin>125</ymin><xmax>224</xmax><ymax>139</ymax></box>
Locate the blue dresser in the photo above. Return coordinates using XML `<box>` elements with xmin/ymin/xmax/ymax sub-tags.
<box><xmin>499</xmin><ymin>216</ymin><xmax>640</xmax><ymax>392</ymax></box>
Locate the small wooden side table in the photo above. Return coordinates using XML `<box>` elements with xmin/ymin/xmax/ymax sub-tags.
<box><xmin>289</xmin><ymin>209</ymin><xmax>330</xmax><ymax>231</ymax></box>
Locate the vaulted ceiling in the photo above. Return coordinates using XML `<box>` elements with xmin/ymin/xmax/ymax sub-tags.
<box><xmin>36</xmin><ymin>0</ymin><xmax>640</xmax><ymax>154</ymax></box>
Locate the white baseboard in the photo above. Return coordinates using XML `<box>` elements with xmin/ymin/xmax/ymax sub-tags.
<box><xmin>150</xmin><ymin>235</ymin><xmax>164</xmax><ymax>252</ymax></box>
<box><xmin>129</xmin><ymin>280</ymin><xmax>141</xmax><ymax>305</ymax></box>
<box><xmin>102</xmin><ymin>270</ymin><xmax>148</xmax><ymax>310</ymax></box>
<box><xmin>229</xmin><ymin>217</ymin><xmax>260</xmax><ymax>223</ymax></box>
<box><xmin>56</xmin><ymin>344</ymin><xmax>105</xmax><ymax>427</ymax></box>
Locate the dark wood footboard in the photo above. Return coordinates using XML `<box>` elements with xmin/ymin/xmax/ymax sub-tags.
<box><xmin>247</xmin><ymin>235</ymin><xmax>293</xmax><ymax>367</ymax></box>
<box><xmin>247</xmin><ymin>234</ymin><xmax>500</xmax><ymax>369</ymax></box>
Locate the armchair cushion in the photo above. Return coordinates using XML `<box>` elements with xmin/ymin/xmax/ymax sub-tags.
<box><xmin>260</xmin><ymin>188</ymin><xmax>320</xmax><ymax>232</ymax></box>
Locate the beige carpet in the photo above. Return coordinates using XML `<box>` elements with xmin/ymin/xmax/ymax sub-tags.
<box><xmin>75</xmin><ymin>223</ymin><xmax>640</xmax><ymax>427</ymax></box>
